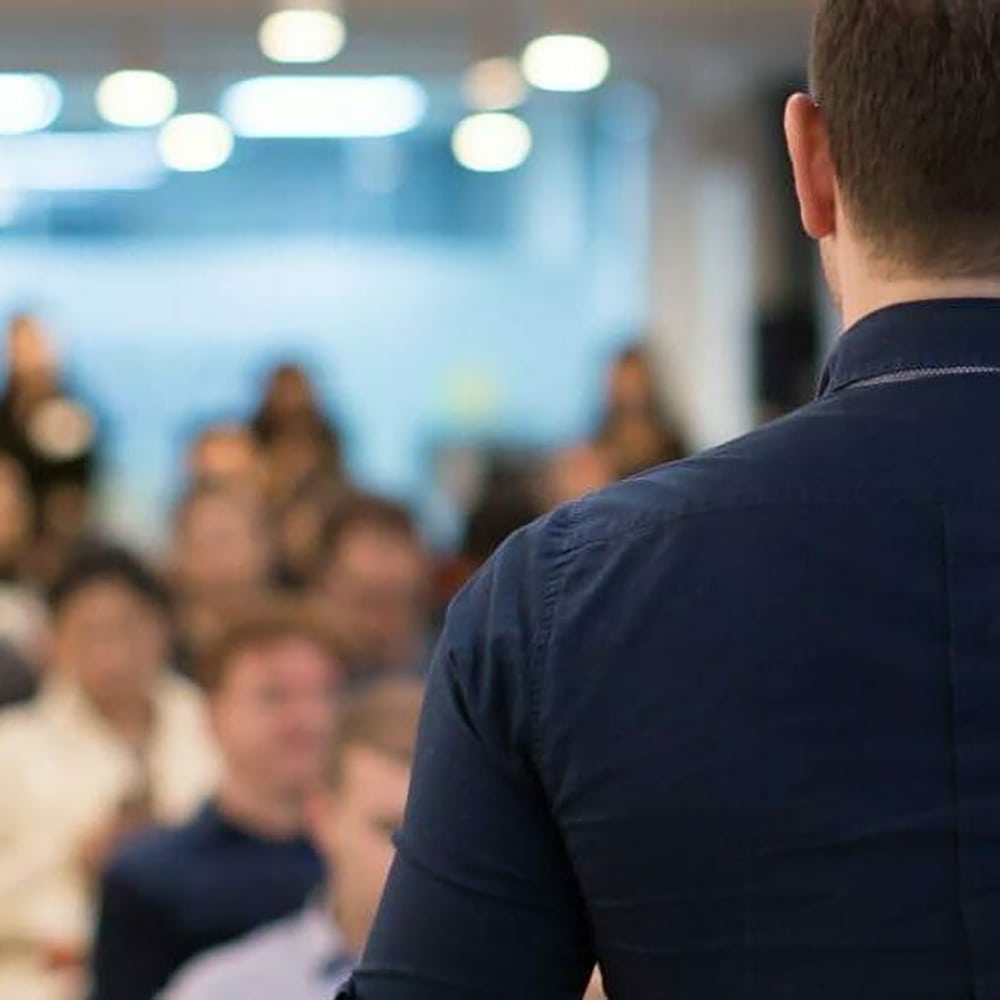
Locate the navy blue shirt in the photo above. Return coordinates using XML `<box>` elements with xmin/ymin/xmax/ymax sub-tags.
<box><xmin>92</xmin><ymin>801</ymin><xmax>322</xmax><ymax>1000</ymax></box>
<box><xmin>348</xmin><ymin>299</ymin><xmax>1000</xmax><ymax>999</ymax></box>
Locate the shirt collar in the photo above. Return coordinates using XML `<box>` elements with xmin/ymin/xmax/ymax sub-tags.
<box><xmin>818</xmin><ymin>298</ymin><xmax>1000</xmax><ymax>398</ymax></box>
<box><xmin>299</xmin><ymin>895</ymin><xmax>353</xmax><ymax>981</ymax></box>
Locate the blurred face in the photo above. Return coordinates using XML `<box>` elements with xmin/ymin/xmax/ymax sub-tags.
<box><xmin>176</xmin><ymin>494</ymin><xmax>270</xmax><ymax>595</ymax></box>
<box><xmin>191</xmin><ymin>431</ymin><xmax>260</xmax><ymax>489</ymax></box>
<box><xmin>308</xmin><ymin>747</ymin><xmax>410</xmax><ymax>949</ymax></box>
<box><xmin>53</xmin><ymin>581</ymin><xmax>167</xmax><ymax>708</ymax></box>
<box><xmin>0</xmin><ymin>458</ymin><xmax>32</xmax><ymax>557</ymax></box>
<box><xmin>212</xmin><ymin>637</ymin><xmax>338</xmax><ymax>802</ymax></box>
<box><xmin>608</xmin><ymin>356</ymin><xmax>657</xmax><ymax>418</ymax></box>
<box><xmin>9</xmin><ymin>316</ymin><xmax>57</xmax><ymax>381</ymax></box>
<box><xmin>268</xmin><ymin>368</ymin><xmax>315</xmax><ymax>418</ymax></box>
<box><xmin>321</xmin><ymin>527</ymin><xmax>428</xmax><ymax>674</ymax></box>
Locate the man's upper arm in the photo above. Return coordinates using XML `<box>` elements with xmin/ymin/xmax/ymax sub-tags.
<box><xmin>350</xmin><ymin>509</ymin><xmax>595</xmax><ymax>999</ymax></box>
<box><xmin>93</xmin><ymin>851</ymin><xmax>179</xmax><ymax>1000</ymax></box>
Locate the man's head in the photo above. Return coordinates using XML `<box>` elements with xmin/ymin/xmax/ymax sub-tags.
<box><xmin>188</xmin><ymin>424</ymin><xmax>261</xmax><ymax>491</ymax></box>
<box><xmin>786</xmin><ymin>0</ymin><xmax>1000</xmax><ymax>315</ymax></box>
<box><xmin>199</xmin><ymin>603</ymin><xmax>341</xmax><ymax>808</ymax></box>
<box><xmin>314</xmin><ymin>495</ymin><xmax>428</xmax><ymax>678</ymax></box>
<box><xmin>305</xmin><ymin>678</ymin><xmax>423</xmax><ymax>950</ymax></box>
<box><xmin>49</xmin><ymin>546</ymin><xmax>172</xmax><ymax>709</ymax></box>
<box><xmin>172</xmin><ymin>484</ymin><xmax>272</xmax><ymax>597</ymax></box>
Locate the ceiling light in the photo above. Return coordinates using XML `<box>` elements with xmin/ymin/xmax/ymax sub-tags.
<box><xmin>462</xmin><ymin>57</ymin><xmax>529</xmax><ymax>112</ymax></box>
<box><xmin>521</xmin><ymin>34</ymin><xmax>611</xmax><ymax>93</ymax></box>
<box><xmin>451</xmin><ymin>112</ymin><xmax>533</xmax><ymax>173</ymax></box>
<box><xmin>158</xmin><ymin>114</ymin><xmax>234</xmax><ymax>173</ymax></box>
<box><xmin>96</xmin><ymin>70</ymin><xmax>178</xmax><ymax>128</ymax></box>
<box><xmin>222</xmin><ymin>76</ymin><xmax>427</xmax><ymax>139</ymax></box>
<box><xmin>0</xmin><ymin>74</ymin><xmax>62</xmax><ymax>135</ymax></box>
<box><xmin>259</xmin><ymin>6</ymin><xmax>346</xmax><ymax>64</ymax></box>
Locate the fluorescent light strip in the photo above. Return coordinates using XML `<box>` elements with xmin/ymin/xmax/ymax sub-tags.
<box><xmin>222</xmin><ymin>76</ymin><xmax>428</xmax><ymax>138</ymax></box>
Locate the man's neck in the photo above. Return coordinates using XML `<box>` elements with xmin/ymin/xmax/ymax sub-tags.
<box><xmin>327</xmin><ymin>887</ymin><xmax>367</xmax><ymax>960</ymax></box>
<box><xmin>841</xmin><ymin>275</ymin><xmax>1000</xmax><ymax>331</ymax></box>
<box><xmin>217</xmin><ymin>780</ymin><xmax>306</xmax><ymax>841</ymax></box>
<box><xmin>86</xmin><ymin>689</ymin><xmax>156</xmax><ymax>751</ymax></box>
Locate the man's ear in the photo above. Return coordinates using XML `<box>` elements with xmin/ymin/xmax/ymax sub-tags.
<box><xmin>785</xmin><ymin>93</ymin><xmax>838</xmax><ymax>240</ymax></box>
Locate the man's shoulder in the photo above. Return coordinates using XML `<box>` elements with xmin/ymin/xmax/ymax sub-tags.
<box><xmin>555</xmin><ymin>402</ymin><xmax>839</xmax><ymax>554</ymax></box>
<box><xmin>164</xmin><ymin>913</ymin><xmax>302</xmax><ymax>1000</ymax></box>
<box><xmin>104</xmin><ymin>811</ymin><xmax>212</xmax><ymax>892</ymax></box>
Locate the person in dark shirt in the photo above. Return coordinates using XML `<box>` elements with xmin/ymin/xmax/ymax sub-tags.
<box><xmin>342</xmin><ymin>3</ymin><xmax>1000</xmax><ymax>999</ymax></box>
<box><xmin>92</xmin><ymin>602</ymin><xmax>341</xmax><ymax>1000</ymax></box>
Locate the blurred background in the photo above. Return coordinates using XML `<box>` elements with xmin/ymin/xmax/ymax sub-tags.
<box><xmin>0</xmin><ymin>0</ymin><xmax>824</xmax><ymax>553</ymax></box>
<box><xmin>0</xmin><ymin>3</ymin><xmax>837</xmax><ymax>1000</ymax></box>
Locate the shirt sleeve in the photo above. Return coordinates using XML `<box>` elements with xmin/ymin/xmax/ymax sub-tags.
<box><xmin>91</xmin><ymin>855</ymin><xmax>182</xmax><ymax>1000</ymax></box>
<box><xmin>349</xmin><ymin>510</ymin><xmax>595</xmax><ymax>1000</ymax></box>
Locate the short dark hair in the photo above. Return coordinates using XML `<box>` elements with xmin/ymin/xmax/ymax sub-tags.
<box><xmin>316</xmin><ymin>494</ymin><xmax>418</xmax><ymax>575</ymax></box>
<box><xmin>322</xmin><ymin>677</ymin><xmax>424</xmax><ymax>789</ymax></box>
<box><xmin>49</xmin><ymin>545</ymin><xmax>172</xmax><ymax>619</ymax></box>
<box><xmin>197</xmin><ymin>598</ymin><xmax>340</xmax><ymax>695</ymax></box>
<box><xmin>811</xmin><ymin>0</ymin><xmax>1000</xmax><ymax>276</ymax></box>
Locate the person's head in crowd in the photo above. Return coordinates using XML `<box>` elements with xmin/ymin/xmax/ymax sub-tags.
<box><xmin>437</xmin><ymin>484</ymin><xmax>539</xmax><ymax>614</ymax></box>
<box><xmin>306</xmin><ymin>678</ymin><xmax>423</xmax><ymax>957</ymax></box>
<box><xmin>0</xmin><ymin>454</ymin><xmax>35</xmax><ymax>576</ymax></box>
<box><xmin>48</xmin><ymin>545</ymin><xmax>172</xmax><ymax>717</ymax></box>
<box><xmin>786</xmin><ymin>0</ymin><xmax>1000</xmax><ymax>323</ymax></box>
<box><xmin>605</xmin><ymin>345</ymin><xmax>661</xmax><ymax>421</ymax></box>
<box><xmin>253</xmin><ymin>363</ymin><xmax>344</xmax><ymax>504</ymax></box>
<box><xmin>172</xmin><ymin>483</ymin><xmax>272</xmax><ymax>598</ymax></box>
<box><xmin>198</xmin><ymin>602</ymin><xmax>341</xmax><ymax>835</ymax></box>
<box><xmin>188</xmin><ymin>423</ymin><xmax>262</xmax><ymax>492</ymax></box>
<box><xmin>597</xmin><ymin>344</ymin><xmax>686</xmax><ymax>478</ymax></box>
<box><xmin>6</xmin><ymin>312</ymin><xmax>58</xmax><ymax>399</ymax></box>
<box><xmin>314</xmin><ymin>495</ymin><xmax>429</xmax><ymax>681</ymax></box>
<box><xmin>254</xmin><ymin>364</ymin><xmax>325</xmax><ymax>435</ymax></box>
<box><xmin>544</xmin><ymin>443</ymin><xmax>615</xmax><ymax>509</ymax></box>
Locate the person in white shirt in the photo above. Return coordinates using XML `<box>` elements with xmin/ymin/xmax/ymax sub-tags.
<box><xmin>163</xmin><ymin>678</ymin><xmax>423</xmax><ymax>1000</ymax></box>
<box><xmin>0</xmin><ymin>546</ymin><xmax>218</xmax><ymax>1000</ymax></box>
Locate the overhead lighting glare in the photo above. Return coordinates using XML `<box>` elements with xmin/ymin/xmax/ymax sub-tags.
<box><xmin>96</xmin><ymin>70</ymin><xmax>178</xmax><ymax>128</ymax></box>
<box><xmin>222</xmin><ymin>76</ymin><xmax>428</xmax><ymax>139</ymax></box>
<box><xmin>521</xmin><ymin>34</ymin><xmax>611</xmax><ymax>93</ymax></box>
<box><xmin>0</xmin><ymin>74</ymin><xmax>63</xmax><ymax>135</ymax></box>
<box><xmin>462</xmin><ymin>57</ymin><xmax>529</xmax><ymax>112</ymax></box>
<box><xmin>451</xmin><ymin>112</ymin><xmax>533</xmax><ymax>173</ymax></box>
<box><xmin>158</xmin><ymin>114</ymin><xmax>235</xmax><ymax>173</ymax></box>
<box><xmin>259</xmin><ymin>6</ymin><xmax>346</xmax><ymax>64</ymax></box>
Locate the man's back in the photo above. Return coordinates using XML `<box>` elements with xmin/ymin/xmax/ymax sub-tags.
<box><xmin>352</xmin><ymin>300</ymin><xmax>1000</xmax><ymax>998</ymax></box>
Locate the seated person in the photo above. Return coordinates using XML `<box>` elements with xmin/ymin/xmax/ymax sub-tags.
<box><xmin>0</xmin><ymin>546</ymin><xmax>217</xmax><ymax>1000</ymax></box>
<box><xmin>313</xmin><ymin>495</ymin><xmax>431</xmax><ymax>684</ymax></box>
<box><xmin>91</xmin><ymin>603</ymin><xmax>341</xmax><ymax>1000</ymax></box>
<box><xmin>168</xmin><ymin>483</ymin><xmax>274</xmax><ymax>673</ymax></box>
<box><xmin>164</xmin><ymin>678</ymin><xmax>424</xmax><ymax>1000</ymax></box>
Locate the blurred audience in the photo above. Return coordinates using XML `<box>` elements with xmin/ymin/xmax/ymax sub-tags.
<box><xmin>163</xmin><ymin>678</ymin><xmax>424</xmax><ymax>1000</ymax></box>
<box><xmin>543</xmin><ymin>343</ymin><xmax>686</xmax><ymax>508</ymax></box>
<box><xmin>186</xmin><ymin>424</ymin><xmax>262</xmax><ymax>494</ymax></box>
<box><xmin>0</xmin><ymin>315</ymin><xmax>101</xmax><ymax>584</ymax></box>
<box><xmin>596</xmin><ymin>344</ymin><xmax>686</xmax><ymax>479</ymax></box>
<box><xmin>0</xmin><ymin>546</ymin><xmax>217</xmax><ymax>1000</ymax></box>
<box><xmin>252</xmin><ymin>364</ymin><xmax>345</xmax><ymax>511</ymax></box>
<box><xmin>0</xmin><ymin>586</ymin><xmax>49</xmax><ymax>708</ymax></box>
<box><xmin>313</xmin><ymin>495</ymin><xmax>430</xmax><ymax>684</ymax></box>
<box><xmin>92</xmin><ymin>603</ymin><xmax>340</xmax><ymax>1000</ymax></box>
<box><xmin>168</xmin><ymin>484</ymin><xmax>274</xmax><ymax>672</ymax></box>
